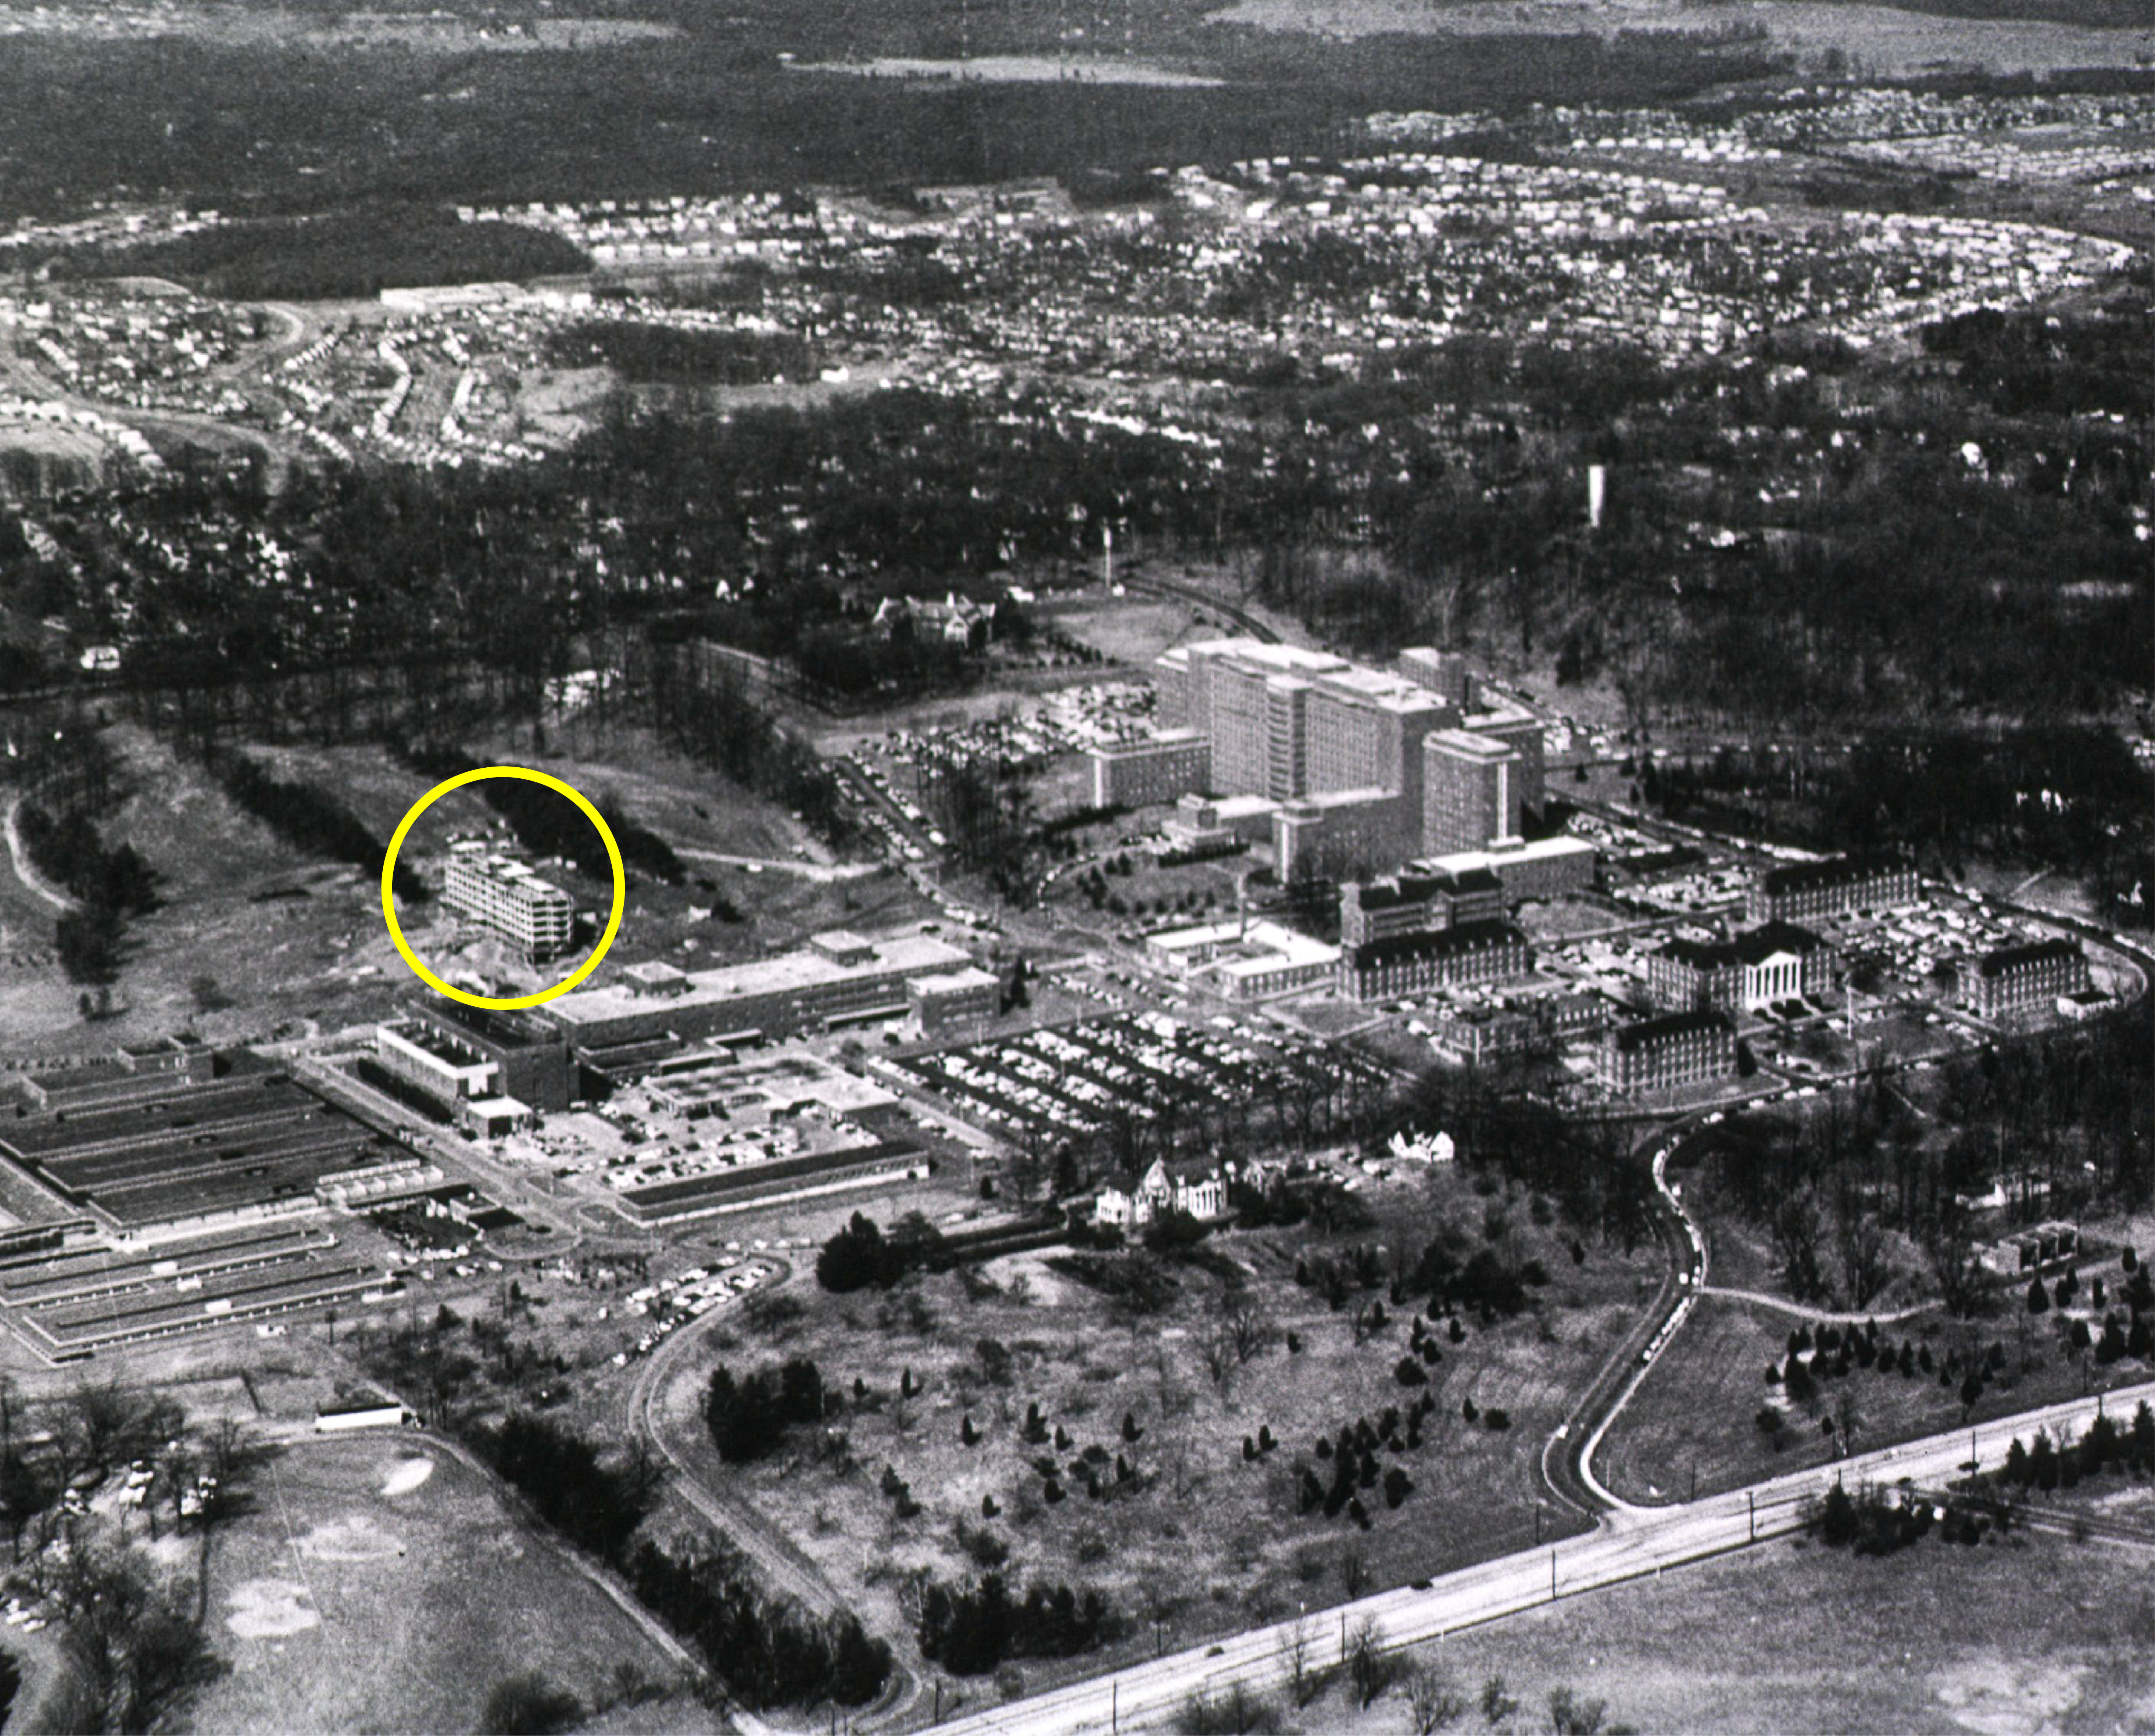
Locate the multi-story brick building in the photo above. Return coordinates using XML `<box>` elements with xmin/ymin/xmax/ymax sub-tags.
<box><xmin>1340</xmin><ymin>872</ymin><xmax>1456</xmax><ymax>949</ymax></box>
<box><xmin>1088</xmin><ymin>730</ymin><xmax>1212</xmax><ymax>809</ymax></box>
<box><xmin>443</xmin><ymin>843</ymin><xmax>576</xmax><ymax>960</ymax></box>
<box><xmin>1972</xmin><ymin>938</ymin><xmax>2090</xmax><ymax>1021</ymax></box>
<box><xmin>1601</xmin><ymin>1009</ymin><xmax>1737</xmax><ymax>1095</ymax></box>
<box><xmin>1649</xmin><ymin>920</ymin><xmax>1835</xmax><ymax>1015</ymax></box>
<box><xmin>1338</xmin><ymin>919</ymin><xmax>1533</xmax><ymax>1002</ymax></box>
<box><xmin>1747</xmin><ymin>851</ymin><xmax>1918</xmax><ymax>923</ymax></box>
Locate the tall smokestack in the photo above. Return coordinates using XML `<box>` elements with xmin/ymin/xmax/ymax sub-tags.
<box><xmin>1587</xmin><ymin>464</ymin><xmax>1607</xmax><ymax>531</ymax></box>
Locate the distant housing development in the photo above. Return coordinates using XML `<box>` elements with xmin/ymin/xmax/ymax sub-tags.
<box><xmin>444</xmin><ymin>842</ymin><xmax>576</xmax><ymax>960</ymax></box>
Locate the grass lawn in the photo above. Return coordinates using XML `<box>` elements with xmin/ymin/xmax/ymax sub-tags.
<box><xmin>1292</xmin><ymin>1521</ymin><xmax>2155</xmax><ymax>1733</ymax></box>
<box><xmin>1598</xmin><ymin>1292</ymin><xmax>2155</xmax><ymax>1507</ymax></box>
<box><xmin>185</xmin><ymin>1432</ymin><xmax>714</xmax><ymax>1735</ymax></box>
<box><xmin>661</xmin><ymin>1170</ymin><xmax>1661</xmax><ymax>1687</ymax></box>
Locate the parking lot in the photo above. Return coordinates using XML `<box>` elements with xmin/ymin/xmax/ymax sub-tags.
<box><xmin>872</xmin><ymin>1009</ymin><xmax>1385</xmax><ymax>1152</ymax></box>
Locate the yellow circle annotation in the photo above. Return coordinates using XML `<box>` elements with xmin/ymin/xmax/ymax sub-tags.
<box><xmin>380</xmin><ymin>765</ymin><xmax>626</xmax><ymax>1011</ymax></box>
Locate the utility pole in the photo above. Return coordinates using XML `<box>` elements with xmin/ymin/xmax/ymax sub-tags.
<box><xmin>1111</xmin><ymin>1680</ymin><xmax>1118</xmax><ymax>1733</ymax></box>
<box><xmin>1550</xmin><ymin>1549</ymin><xmax>1558</xmax><ymax>1602</ymax></box>
<box><xmin>1748</xmin><ymin>1489</ymin><xmax>1756</xmax><ymax>1541</ymax></box>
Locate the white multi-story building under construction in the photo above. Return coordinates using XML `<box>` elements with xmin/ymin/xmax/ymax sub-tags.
<box><xmin>443</xmin><ymin>842</ymin><xmax>576</xmax><ymax>960</ymax></box>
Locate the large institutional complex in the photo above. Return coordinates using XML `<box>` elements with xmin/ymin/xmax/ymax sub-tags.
<box><xmin>1091</xmin><ymin>638</ymin><xmax>1550</xmax><ymax>879</ymax></box>
<box><xmin>443</xmin><ymin>843</ymin><xmax>576</xmax><ymax>960</ymax></box>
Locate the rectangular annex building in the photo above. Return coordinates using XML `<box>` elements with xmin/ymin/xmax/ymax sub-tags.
<box><xmin>1338</xmin><ymin>919</ymin><xmax>1533</xmax><ymax>1003</ymax></box>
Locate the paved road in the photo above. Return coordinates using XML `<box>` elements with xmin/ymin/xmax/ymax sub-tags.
<box><xmin>622</xmin><ymin>1260</ymin><xmax>922</xmax><ymax>1725</ymax></box>
<box><xmin>677</xmin><ymin>846</ymin><xmax>883</xmax><ymax>883</ymax></box>
<box><xmin>1698</xmin><ymin>1285</ymin><xmax>1930</xmax><ymax>1325</ymax></box>
<box><xmin>941</xmin><ymin>1380</ymin><xmax>2155</xmax><ymax>1734</ymax></box>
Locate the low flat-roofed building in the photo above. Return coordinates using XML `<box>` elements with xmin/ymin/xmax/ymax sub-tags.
<box><xmin>541</xmin><ymin>929</ymin><xmax>974</xmax><ymax>1047</ymax></box>
<box><xmin>0</xmin><ymin>1051</ymin><xmax>406</xmax><ymax>1241</ymax></box>
<box><xmin>1146</xmin><ymin>917</ymin><xmax>1339</xmax><ymax>1001</ymax></box>
<box><xmin>1421</xmin><ymin>835</ymin><xmax>1596</xmax><ymax>904</ymax></box>
<box><xmin>375</xmin><ymin>1000</ymin><xmax>573</xmax><ymax>1114</ymax></box>
<box><xmin>1162</xmin><ymin>792</ymin><xmax>1279</xmax><ymax>860</ymax></box>
<box><xmin>459</xmin><ymin>1096</ymin><xmax>531</xmax><ymax>1140</ymax></box>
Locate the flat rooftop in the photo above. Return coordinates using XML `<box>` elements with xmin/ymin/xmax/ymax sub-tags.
<box><xmin>1421</xmin><ymin>836</ymin><xmax>1597</xmax><ymax>875</ymax></box>
<box><xmin>544</xmin><ymin>931</ymin><xmax>971</xmax><ymax>1030</ymax></box>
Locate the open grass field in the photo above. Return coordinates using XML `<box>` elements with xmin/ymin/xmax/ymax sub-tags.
<box><xmin>1296</xmin><ymin>1522</ymin><xmax>2155</xmax><ymax>1734</ymax></box>
<box><xmin>1211</xmin><ymin>0</ymin><xmax>2154</xmax><ymax>74</ymax></box>
<box><xmin>185</xmin><ymin>1432</ymin><xmax>714</xmax><ymax>1735</ymax></box>
<box><xmin>652</xmin><ymin>1170</ymin><xmax>1661</xmax><ymax>1685</ymax></box>
<box><xmin>1598</xmin><ymin>1291</ymin><xmax>2155</xmax><ymax>1507</ymax></box>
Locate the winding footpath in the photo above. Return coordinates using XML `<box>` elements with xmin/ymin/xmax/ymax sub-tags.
<box><xmin>4</xmin><ymin>798</ymin><xmax>72</xmax><ymax>912</ymax></box>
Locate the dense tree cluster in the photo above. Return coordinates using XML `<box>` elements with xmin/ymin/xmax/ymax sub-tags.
<box><xmin>195</xmin><ymin>745</ymin><xmax>427</xmax><ymax>903</ymax></box>
<box><xmin>399</xmin><ymin>743</ymin><xmax>682</xmax><ymax>885</ymax></box>
<box><xmin>467</xmin><ymin>1399</ymin><xmax>891</xmax><ymax>1710</ymax></box>
<box><xmin>50</xmin><ymin>207</ymin><xmax>591</xmax><ymax>300</ymax></box>
<box><xmin>544</xmin><ymin>321</ymin><xmax>814</xmax><ymax>387</ymax></box>
<box><xmin>623</xmin><ymin>1537</ymin><xmax>891</xmax><ymax>1710</ymax></box>
<box><xmin>1710</xmin><ymin>1009</ymin><xmax>2153</xmax><ymax>1313</ymax></box>
<box><xmin>18</xmin><ymin>802</ymin><xmax>156</xmax><ymax>987</ymax></box>
<box><xmin>916</xmin><ymin>1572</ymin><xmax>1123</xmax><ymax>1676</ymax></box>
<box><xmin>703</xmin><ymin>1358</ymin><xmax>830</xmax><ymax>1464</ymax></box>
<box><xmin>473</xmin><ymin>1412</ymin><xmax>659</xmax><ymax>1563</ymax></box>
